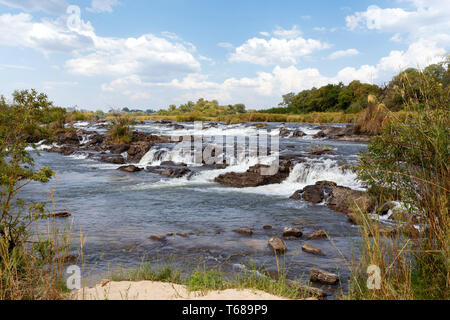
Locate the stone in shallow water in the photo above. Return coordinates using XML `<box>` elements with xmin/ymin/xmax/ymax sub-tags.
<box><xmin>263</xmin><ymin>225</ymin><xmax>273</xmax><ymax>230</ymax></box>
<box><xmin>149</xmin><ymin>234</ymin><xmax>166</xmax><ymax>241</ymax></box>
<box><xmin>309</xmin><ymin>268</ymin><xmax>339</xmax><ymax>285</ymax></box>
<box><xmin>306</xmin><ymin>230</ymin><xmax>328</xmax><ymax>240</ymax></box>
<box><xmin>233</xmin><ymin>228</ymin><xmax>253</xmax><ymax>236</ymax></box>
<box><xmin>268</xmin><ymin>237</ymin><xmax>287</xmax><ymax>254</ymax></box>
<box><xmin>118</xmin><ymin>165</ymin><xmax>142</xmax><ymax>172</ymax></box>
<box><xmin>302</xmin><ymin>243</ymin><xmax>325</xmax><ymax>256</ymax></box>
<box><xmin>282</xmin><ymin>227</ymin><xmax>303</xmax><ymax>238</ymax></box>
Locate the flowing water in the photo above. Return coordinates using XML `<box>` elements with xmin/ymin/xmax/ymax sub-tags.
<box><xmin>22</xmin><ymin>121</ymin><xmax>368</xmax><ymax>296</ymax></box>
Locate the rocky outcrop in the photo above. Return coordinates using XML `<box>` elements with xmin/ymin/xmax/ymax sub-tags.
<box><xmin>313</xmin><ymin>125</ymin><xmax>370</xmax><ymax>142</ymax></box>
<box><xmin>290</xmin><ymin>181</ymin><xmax>375</xmax><ymax>224</ymax></box>
<box><xmin>127</xmin><ymin>141</ymin><xmax>151</xmax><ymax>162</ymax></box>
<box><xmin>268</xmin><ymin>237</ymin><xmax>287</xmax><ymax>254</ymax></box>
<box><xmin>53</xmin><ymin>129</ymin><xmax>80</xmax><ymax>145</ymax></box>
<box><xmin>147</xmin><ymin>166</ymin><xmax>192</xmax><ymax>178</ymax></box>
<box><xmin>214</xmin><ymin>160</ymin><xmax>292</xmax><ymax>188</ymax></box>
<box><xmin>309</xmin><ymin>269</ymin><xmax>339</xmax><ymax>285</ymax></box>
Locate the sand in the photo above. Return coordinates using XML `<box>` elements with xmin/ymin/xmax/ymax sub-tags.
<box><xmin>75</xmin><ymin>280</ymin><xmax>289</xmax><ymax>300</ymax></box>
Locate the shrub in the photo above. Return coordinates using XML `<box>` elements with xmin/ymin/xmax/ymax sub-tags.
<box><xmin>107</xmin><ymin>117</ymin><xmax>135</xmax><ymax>144</ymax></box>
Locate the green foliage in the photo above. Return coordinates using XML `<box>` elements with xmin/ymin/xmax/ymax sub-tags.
<box><xmin>352</xmin><ymin>69</ymin><xmax>449</xmax><ymax>300</ymax></box>
<box><xmin>157</xmin><ymin>98</ymin><xmax>246</xmax><ymax>117</ymax></box>
<box><xmin>107</xmin><ymin>117</ymin><xmax>135</xmax><ymax>144</ymax></box>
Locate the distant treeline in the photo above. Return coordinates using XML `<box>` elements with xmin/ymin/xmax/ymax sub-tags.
<box><xmin>262</xmin><ymin>60</ymin><xmax>449</xmax><ymax>114</ymax></box>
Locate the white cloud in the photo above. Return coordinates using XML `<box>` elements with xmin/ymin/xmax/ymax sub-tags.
<box><xmin>0</xmin><ymin>0</ymin><xmax>68</xmax><ymax>14</ymax></box>
<box><xmin>86</xmin><ymin>0</ymin><xmax>119</xmax><ymax>13</ymax></box>
<box><xmin>0</xmin><ymin>63</ymin><xmax>34</xmax><ymax>70</ymax></box>
<box><xmin>229</xmin><ymin>26</ymin><xmax>330</xmax><ymax>66</ymax></box>
<box><xmin>345</xmin><ymin>1</ymin><xmax>450</xmax><ymax>46</ymax></box>
<box><xmin>217</xmin><ymin>42</ymin><xmax>234</xmax><ymax>49</ymax></box>
<box><xmin>328</xmin><ymin>48</ymin><xmax>359</xmax><ymax>60</ymax></box>
<box><xmin>0</xmin><ymin>13</ymin><xmax>94</xmax><ymax>54</ymax></box>
<box><xmin>272</xmin><ymin>25</ymin><xmax>302</xmax><ymax>39</ymax></box>
<box><xmin>0</xmin><ymin>12</ymin><xmax>202</xmax><ymax>80</ymax></box>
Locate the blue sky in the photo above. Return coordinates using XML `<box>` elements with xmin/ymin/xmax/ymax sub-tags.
<box><xmin>0</xmin><ymin>0</ymin><xmax>448</xmax><ymax>111</ymax></box>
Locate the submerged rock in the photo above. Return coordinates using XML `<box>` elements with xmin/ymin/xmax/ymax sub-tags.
<box><xmin>309</xmin><ymin>268</ymin><xmax>339</xmax><ymax>285</ymax></box>
<box><xmin>49</xmin><ymin>212</ymin><xmax>72</xmax><ymax>218</ymax></box>
<box><xmin>149</xmin><ymin>234</ymin><xmax>166</xmax><ymax>241</ymax></box>
<box><xmin>233</xmin><ymin>228</ymin><xmax>253</xmax><ymax>236</ymax></box>
<box><xmin>101</xmin><ymin>155</ymin><xmax>126</xmax><ymax>164</ymax></box>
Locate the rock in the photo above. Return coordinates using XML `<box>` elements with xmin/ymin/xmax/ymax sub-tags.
<box><xmin>302</xmin><ymin>244</ymin><xmax>325</xmax><ymax>256</ymax></box>
<box><xmin>101</xmin><ymin>155</ymin><xmax>126</xmax><ymax>164</ymax></box>
<box><xmin>263</xmin><ymin>225</ymin><xmax>273</xmax><ymax>230</ymax></box>
<box><xmin>233</xmin><ymin>228</ymin><xmax>253</xmax><ymax>236</ymax></box>
<box><xmin>84</xmin><ymin>133</ymin><xmax>104</xmax><ymax>147</ymax></box>
<box><xmin>149</xmin><ymin>235</ymin><xmax>166</xmax><ymax>241</ymax></box>
<box><xmin>167</xmin><ymin>233</ymin><xmax>174</xmax><ymax>237</ymax></box>
<box><xmin>127</xmin><ymin>141</ymin><xmax>152</xmax><ymax>162</ymax></box>
<box><xmin>306</xmin><ymin>230</ymin><xmax>327</xmax><ymax>240</ymax></box>
<box><xmin>328</xmin><ymin>186</ymin><xmax>375</xmax><ymax>219</ymax></box>
<box><xmin>282</xmin><ymin>227</ymin><xmax>303</xmax><ymax>238</ymax></box>
<box><xmin>315</xmin><ymin>180</ymin><xmax>337</xmax><ymax>187</ymax></box>
<box><xmin>108</xmin><ymin>143</ymin><xmax>130</xmax><ymax>154</ymax></box>
<box><xmin>279</xmin><ymin>128</ymin><xmax>291</xmax><ymax>137</ymax></box>
<box><xmin>214</xmin><ymin>160</ymin><xmax>292</xmax><ymax>188</ymax></box>
<box><xmin>160</xmin><ymin>161</ymin><xmax>187</xmax><ymax>167</ymax></box>
<box><xmin>176</xmin><ymin>232</ymin><xmax>188</xmax><ymax>238</ymax></box>
<box><xmin>49</xmin><ymin>212</ymin><xmax>72</xmax><ymax>218</ymax></box>
<box><xmin>147</xmin><ymin>166</ymin><xmax>192</xmax><ymax>179</ymax></box>
<box><xmin>253</xmin><ymin>123</ymin><xmax>268</xmax><ymax>128</ymax></box>
<box><xmin>284</xmin><ymin>279</ymin><xmax>328</xmax><ymax>299</ymax></box>
<box><xmin>118</xmin><ymin>165</ymin><xmax>142</xmax><ymax>172</ymax></box>
<box><xmin>53</xmin><ymin>129</ymin><xmax>80</xmax><ymax>145</ymax></box>
<box><xmin>307</xmin><ymin>148</ymin><xmax>334</xmax><ymax>155</ymax></box>
<box><xmin>268</xmin><ymin>237</ymin><xmax>287</xmax><ymax>254</ymax></box>
<box><xmin>292</xmin><ymin>130</ymin><xmax>306</xmax><ymax>137</ymax></box>
<box><xmin>309</xmin><ymin>268</ymin><xmax>339</xmax><ymax>285</ymax></box>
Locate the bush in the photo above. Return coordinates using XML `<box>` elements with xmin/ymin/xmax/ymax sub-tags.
<box><xmin>107</xmin><ymin>117</ymin><xmax>135</xmax><ymax>144</ymax></box>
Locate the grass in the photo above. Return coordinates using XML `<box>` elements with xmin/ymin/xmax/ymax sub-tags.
<box><xmin>107</xmin><ymin>261</ymin><xmax>318</xmax><ymax>299</ymax></box>
<box><xmin>347</xmin><ymin>70</ymin><xmax>449</xmax><ymax>300</ymax></box>
<box><xmin>106</xmin><ymin>117</ymin><xmax>135</xmax><ymax>144</ymax></box>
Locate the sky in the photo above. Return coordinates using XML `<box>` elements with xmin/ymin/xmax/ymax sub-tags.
<box><xmin>0</xmin><ymin>0</ymin><xmax>448</xmax><ymax>111</ymax></box>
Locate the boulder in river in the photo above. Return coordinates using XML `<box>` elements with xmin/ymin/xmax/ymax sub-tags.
<box><xmin>282</xmin><ymin>227</ymin><xmax>303</xmax><ymax>238</ymax></box>
<box><xmin>149</xmin><ymin>234</ymin><xmax>166</xmax><ymax>241</ymax></box>
<box><xmin>118</xmin><ymin>165</ymin><xmax>142</xmax><ymax>172</ymax></box>
<box><xmin>214</xmin><ymin>160</ymin><xmax>292</xmax><ymax>188</ymax></box>
<box><xmin>268</xmin><ymin>236</ymin><xmax>287</xmax><ymax>254</ymax></box>
<box><xmin>101</xmin><ymin>155</ymin><xmax>126</xmax><ymax>164</ymax></box>
<box><xmin>309</xmin><ymin>268</ymin><xmax>339</xmax><ymax>285</ymax></box>
<box><xmin>49</xmin><ymin>212</ymin><xmax>72</xmax><ymax>218</ymax></box>
<box><xmin>302</xmin><ymin>243</ymin><xmax>325</xmax><ymax>256</ymax></box>
<box><xmin>306</xmin><ymin>230</ymin><xmax>327</xmax><ymax>240</ymax></box>
<box><xmin>53</xmin><ymin>129</ymin><xmax>80</xmax><ymax>145</ymax></box>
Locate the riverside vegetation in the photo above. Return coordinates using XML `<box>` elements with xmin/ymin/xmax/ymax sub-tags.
<box><xmin>0</xmin><ymin>60</ymin><xmax>448</xmax><ymax>299</ymax></box>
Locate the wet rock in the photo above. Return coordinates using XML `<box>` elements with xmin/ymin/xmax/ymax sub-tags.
<box><xmin>167</xmin><ymin>233</ymin><xmax>174</xmax><ymax>237</ymax></box>
<box><xmin>160</xmin><ymin>161</ymin><xmax>187</xmax><ymax>167</ymax></box>
<box><xmin>214</xmin><ymin>160</ymin><xmax>292</xmax><ymax>188</ymax></box>
<box><xmin>307</xmin><ymin>148</ymin><xmax>335</xmax><ymax>156</ymax></box>
<box><xmin>149</xmin><ymin>235</ymin><xmax>166</xmax><ymax>241</ymax></box>
<box><xmin>306</xmin><ymin>230</ymin><xmax>327</xmax><ymax>240</ymax></box>
<box><xmin>279</xmin><ymin>128</ymin><xmax>291</xmax><ymax>137</ymax></box>
<box><xmin>313</xmin><ymin>125</ymin><xmax>370</xmax><ymax>142</ymax></box>
<box><xmin>108</xmin><ymin>143</ymin><xmax>130</xmax><ymax>154</ymax></box>
<box><xmin>84</xmin><ymin>133</ymin><xmax>104</xmax><ymax>147</ymax></box>
<box><xmin>49</xmin><ymin>212</ymin><xmax>72</xmax><ymax>218</ymax></box>
<box><xmin>309</xmin><ymin>268</ymin><xmax>339</xmax><ymax>285</ymax></box>
<box><xmin>302</xmin><ymin>243</ymin><xmax>325</xmax><ymax>256</ymax></box>
<box><xmin>233</xmin><ymin>228</ymin><xmax>253</xmax><ymax>236</ymax></box>
<box><xmin>282</xmin><ymin>227</ymin><xmax>303</xmax><ymax>238</ymax></box>
<box><xmin>118</xmin><ymin>165</ymin><xmax>142</xmax><ymax>172</ymax></box>
<box><xmin>53</xmin><ymin>129</ymin><xmax>80</xmax><ymax>145</ymax></box>
<box><xmin>147</xmin><ymin>166</ymin><xmax>192</xmax><ymax>179</ymax></box>
<box><xmin>176</xmin><ymin>232</ymin><xmax>188</xmax><ymax>238</ymax></box>
<box><xmin>127</xmin><ymin>141</ymin><xmax>151</xmax><ymax>162</ymax></box>
<box><xmin>263</xmin><ymin>225</ymin><xmax>273</xmax><ymax>230</ymax></box>
<box><xmin>253</xmin><ymin>123</ymin><xmax>268</xmax><ymax>128</ymax></box>
<box><xmin>101</xmin><ymin>155</ymin><xmax>126</xmax><ymax>164</ymax></box>
<box><xmin>290</xmin><ymin>182</ymin><xmax>375</xmax><ymax>224</ymax></box>
<box><xmin>292</xmin><ymin>130</ymin><xmax>306</xmax><ymax>137</ymax></box>
<box><xmin>48</xmin><ymin>146</ymin><xmax>78</xmax><ymax>156</ymax></box>
<box><xmin>154</xmin><ymin>120</ymin><xmax>172</xmax><ymax>124</ymax></box>
<box><xmin>268</xmin><ymin>236</ymin><xmax>287</xmax><ymax>254</ymax></box>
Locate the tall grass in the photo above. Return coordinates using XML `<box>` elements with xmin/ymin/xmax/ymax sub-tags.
<box><xmin>349</xmin><ymin>69</ymin><xmax>449</xmax><ymax>300</ymax></box>
<box><xmin>106</xmin><ymin>117</ymin><xmax>135</xmax><ymax>144</ymax></box>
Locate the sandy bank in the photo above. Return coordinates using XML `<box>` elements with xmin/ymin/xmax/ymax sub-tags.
<box><xmin>75</xmin><ymin>280</ymin><xmax>290</xmax><ymax>300</ymax></box>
